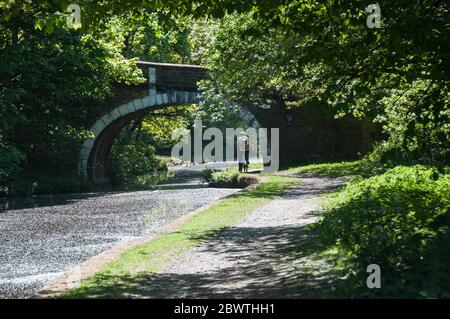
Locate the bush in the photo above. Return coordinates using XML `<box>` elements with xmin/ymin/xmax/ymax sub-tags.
<box><xmin>318</xmin><ymin>165</ymin><xmax>450</xmax><ymax>297</ymax></box>
<box><xmin>107</xmin><ymin>143</ymin><xmax>167</xmax><ymax>187</ymax></box>
<box><xmin>203</xmin><ymin>168</ymin><xmax>259</xmax><ymax>188</ymax></box>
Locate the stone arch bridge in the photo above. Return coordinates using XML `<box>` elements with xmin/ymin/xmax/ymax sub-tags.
<box><xmin>80</xmin><ymin>61</ymin><xmax>378</xmax><ymax>184</ymax></box>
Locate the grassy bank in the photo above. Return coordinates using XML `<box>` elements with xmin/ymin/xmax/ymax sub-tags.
<box><xmin>281</xmin><ymin>160</ymin><xmax>367</xmax><ymax>177</ymax></box>
<box><xmin>316</xmin><ymin>165</ymin><xmax>450</xmax><ymax>298</ymax></box>
<box><xmin>63</xmin><ymin>174</ymin><xmax>298</xmax><ymax>298</ymax></box>
<box><xmin>281</xmin><ymin>160</ymin><xmax>450</xmax><ymax>298</ymax></box>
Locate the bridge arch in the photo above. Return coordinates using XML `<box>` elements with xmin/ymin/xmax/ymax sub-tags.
<box><xmin>79</xmin><ymin>63</ymin><xmax>262</xmax><ymax>184</ymax></box>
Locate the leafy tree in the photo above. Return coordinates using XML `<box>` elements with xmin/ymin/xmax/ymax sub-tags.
<box><xmin>88</xmin><ymin>11</ymin><xmax>192</xmax><ymax>63</ymax></box>
<box><xmin>186</xmin><ymin>1</ymin><xmax>449</xmax><ymax>165</ymax></box>
<box><xmin>0</xmin><ymin>1</ymin><xmax>143</xmax><ymax>194</ymax></box>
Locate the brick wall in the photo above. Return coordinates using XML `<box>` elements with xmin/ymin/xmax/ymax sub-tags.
<box><xmin>248</xmin><ymin>104</ymin><xmax>380</xmax><ymax>163</ymax></box>
<box><xmin>137</xmin><ymin>61</ymin><xmax>208</xmax><ymax>92</ymax></box>
<box><xmin>86</xmin><ymin>61</ymin><xmax>380</xmax><ymax>177</ymax></box>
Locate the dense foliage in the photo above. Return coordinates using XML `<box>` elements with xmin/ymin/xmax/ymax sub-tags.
<box><xmin>0</xmin><ymin>1</ymin><xmax>209</xmax><ymax>195</ymax></box>
<box><xmin>139</xmin><ymin>105</ymin><xmax>197</xmax><ymax>153</ymax></box>
<box><xmin>189</xmin><ymin>1</ymin><xmax>449</xmax><ymax>166</ymax></box>
<box><xmin>318</xmin><ymin>165</ymin><xmax>450</xmax><ymax>297</ymax></box>
<box><xmin>104</xmin><ymin>109</ymin><xmax>184</xmax><ymax>188</ymax></box>
<box><xmin>0</xmin><ymin>1</ymin><xmax>252</xmax><ymax>195</ymax></box>
<box><xmin>107</xmin><ymin>142</ymin><xmax>167</xmax><ymax>188</ymax></box>
<box><xmin>0</xmin><ymin>1</ymin><xmax>148</xmax><ymax>195</ymax></box>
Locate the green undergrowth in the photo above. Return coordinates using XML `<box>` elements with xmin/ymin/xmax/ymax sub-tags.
<box><xmin>316</xmin><ymin>165</ymin><xmax>450</xmax><ymax>298</ymax></box>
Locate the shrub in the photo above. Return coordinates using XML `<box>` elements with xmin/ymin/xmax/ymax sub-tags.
<box><xmin>318</xmin><ymin>165</ymin><xmax>450</xmax><ymax>297</ymax></box>
<box><xmin>203</xmin><ymin>168</ymin><xmax>259</xmax><ymax>188</ymax></box>
<box><xmin>107</xmin><ymin>143</ymin><xmax>167</xmax><ymax>186</ymax></box>
<box><xmin>202</xmin><ymin>168</ymin><xmax>221</xmax><ymax>182</ymax></box>
<box><xmin>237</xmin><ymin>174</ymin><xmax>260</xmax><ymax>188</ymax></box>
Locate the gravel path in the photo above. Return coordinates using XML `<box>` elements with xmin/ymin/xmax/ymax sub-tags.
<box><xmin>134</xmin><ymin>176</ymin><xmax>346</xmax><ymax>298</ymax></box>
<box><xmin>0</xmin><ymin>163</ymin><xmax>239</xmax><ymax>299</ymax></box>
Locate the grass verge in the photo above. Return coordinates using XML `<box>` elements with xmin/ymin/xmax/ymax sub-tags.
<box><xmin>280</xmin><ymin>160</ymin><xmax>367</xmax><ymax>177</ymax></box>
<box><xmin>63</xmin><ymin>174</ymin><xmax>298</xmax><ymax>298</ymax></box>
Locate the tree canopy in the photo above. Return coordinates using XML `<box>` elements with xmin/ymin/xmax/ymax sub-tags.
<box><xmin>0</xmin><ymin>0</ymin><xmax>448</xmax><ymax>195</ymax></box>
<box><xmin>191</xmin><ymin>1</ymin><xmax>449</xmax><ymax>164</ymax></box>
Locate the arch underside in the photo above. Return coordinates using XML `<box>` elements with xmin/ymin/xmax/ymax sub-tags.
<box><xmin>79</xmin><ymin>91</ymin><xmax>262</xmax><ymax>184</ymax></box>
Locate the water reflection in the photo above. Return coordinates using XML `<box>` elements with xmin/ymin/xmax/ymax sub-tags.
<box><xmin>0</xmin><ymin>193</ymin><xmax>104</xmax><ymax>211</ymax></box>
<box><xmin>0</xmin><ymin>163</ymin><xmax>238</xmax><ymax>211</ymax></box>
<box><xmin>116</xmin><ymin>170</ymin><xmax>174</xmax><ymax>191</ymax></box>
<box><xmin>0</xmin><ymin>170</ymin><xmax>178</xmax><ymax>211</ymax></box>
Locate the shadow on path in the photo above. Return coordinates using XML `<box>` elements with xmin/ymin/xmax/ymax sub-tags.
<box><xmin>65</xmin><ymin>224</ymin><xmax>341</xmax><ymax>299</ymax></box>
<box><xmin>66</xmin><ymin>176</ymin><xmax>347</xmax><ymax>299</ymax></box>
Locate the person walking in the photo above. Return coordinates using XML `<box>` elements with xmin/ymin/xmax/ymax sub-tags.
<box><xmin>237</xmin><ymin>132</ymin><xmax>250</xmax><ymax>172</ymax></box>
